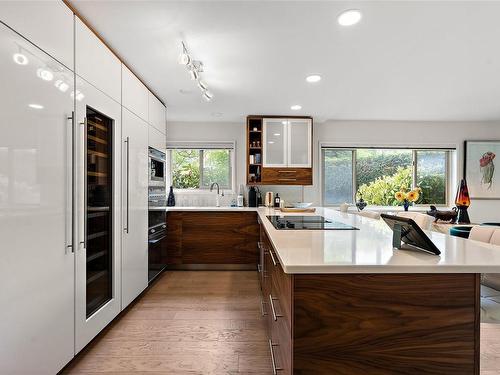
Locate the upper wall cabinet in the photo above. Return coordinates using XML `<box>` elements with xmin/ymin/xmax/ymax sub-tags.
<box><xmin>122</xmin><ymin>65</ymin><xmax>149</xmax><ymax>121</ymax></box>
<box><xmin>149</xmin><ymin>124</ymin><xmax>166</xmax><ymax>151</ymax></box>
<box><xmin>0</xmin><ymin>1</ymin><xmax>74</xmax><ymax>69</ymax></box>
<box><xmin>247</xmin><ymin>116</ymin><xmax>313</xmax><ymax>185</ymax></box>
<box><xmin>75</xmin><ymin>19</ymin><xmax>121</xmax><ymax>102</ymax></box>
<box><xmin>148</xmin><ymin>92</ymin><xmax>166</xmax><ymax>134</ymax></box>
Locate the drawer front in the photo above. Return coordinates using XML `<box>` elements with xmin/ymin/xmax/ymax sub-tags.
<box><xmin>261</xmin><ymin>167</ymin><xmax>312</xmax><ymax>185</ymax></box>
<box><xmin>269</xmin><ymin>255</ymin><xmax>292</xmax><ymax>330</ymax></box>
<box><xmin>270</xmin><ymin>315</ymin><xmax>292</xmax><ymax>375</ymax></box>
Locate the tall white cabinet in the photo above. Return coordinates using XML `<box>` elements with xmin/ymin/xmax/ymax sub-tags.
<box><xmin>74</xmin><ymin>76</ymin><xmax>123</xmax><ymax>353</ymax></box>
<box><xmin>122</xmin><ymin>108</ymin><xmax>149</xmax><ymax>308</ymax></box>
<box><xmin>0</xmin><ymin>23</ymin><xmax>75</xmax><ymax>374</ymax></box>
<box><xmin>0</xmin><ymin>4</ymin><xmax>166</xmax><ymax>373</ymax></box>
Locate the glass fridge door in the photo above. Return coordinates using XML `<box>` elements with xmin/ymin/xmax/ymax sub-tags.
<box><xmin>85</xmin><ymin>106</ymin><xmax>113</xmax><ymax>317</ymax></box>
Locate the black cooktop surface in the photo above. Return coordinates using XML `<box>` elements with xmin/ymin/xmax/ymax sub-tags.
<box><xmin>267</xmin><ymin>215</ymin><xmax>359</xmax><ymax>230</ymax></box>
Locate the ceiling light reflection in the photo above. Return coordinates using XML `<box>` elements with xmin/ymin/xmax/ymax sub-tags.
<box><xmin>13</xmin><ymin>53</ymin><xmax>29</xmax><ymax>65</ymax></box>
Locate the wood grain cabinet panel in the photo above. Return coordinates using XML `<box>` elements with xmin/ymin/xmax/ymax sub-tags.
<box><xmin>166</xmin><ymin>211</ymin><xmax>259</xmax><ymax>265</ymax></box>
<box><xmin>261</xmin><ymin>167</ymin><xmax>312</xmax><ymax>185</ymax></box>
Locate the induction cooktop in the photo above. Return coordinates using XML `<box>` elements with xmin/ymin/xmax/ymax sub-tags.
<box><xmin>267</xmin><ymin>215</ymin><xmax>359</xmax><ymax>230</ymax></box>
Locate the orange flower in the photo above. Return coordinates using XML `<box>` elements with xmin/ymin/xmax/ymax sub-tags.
<box><xmin>395</xmin><ymin>191</ymin><xmax>406</xmax><ymax>202</ymax></box>
<box><xmin>407</xmin><ymin>190</ymin><xmax>420</xmax><ymax>202</ymax></box>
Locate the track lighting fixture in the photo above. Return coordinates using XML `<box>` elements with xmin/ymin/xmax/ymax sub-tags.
<box><xmin>179</xmin><ymin>41</ymin><xmax>214</xmax><ymax>102</ymax></box>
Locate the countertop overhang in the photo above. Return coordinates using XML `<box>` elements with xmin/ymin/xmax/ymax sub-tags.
<box><xmin>159</xmin><ymin>206</ymin><xmax>500</xmax><ymax>274</ymax></box>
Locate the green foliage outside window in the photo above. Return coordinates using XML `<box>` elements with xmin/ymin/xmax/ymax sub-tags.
<box><xmin>171</xmin><ymin>149</ymin><xmax>231</xmax><ymax>189</ymax></box>
<box><xmin>324</xmin><ymin>149</ymin><xmax>448</xmax><ymax>206</ymax></box>
<box><xmin>171</xmin><ymin>150</ymin><xmax>200</xmax><ymax>189</ymax></box>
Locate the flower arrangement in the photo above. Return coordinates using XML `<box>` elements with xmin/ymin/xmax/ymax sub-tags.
<box><xmin>480</xmin><ymin>151</ymin><xmax>495</xmax><ymax>189</ymax></box>
<box><xmin>395</xmin><ymin>187</ymin><xmax>421</xmax><ymax>211</ymax></box>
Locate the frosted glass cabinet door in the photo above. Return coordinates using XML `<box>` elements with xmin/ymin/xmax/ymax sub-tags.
<box><xmin>288</xmin><ymin>118</ymin><xmax>312</xmax><ymax>167</ymax></box>
<box><xmin>263</xmin><ymin>118</ymin><xmax>287</xmax><ymax>167</ymax></box>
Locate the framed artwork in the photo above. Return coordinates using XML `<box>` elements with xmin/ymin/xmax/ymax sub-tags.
<box><xmin>464</xmin><ymin>140</ymin><xmax>499</xmax><ymax>199</ymax></box>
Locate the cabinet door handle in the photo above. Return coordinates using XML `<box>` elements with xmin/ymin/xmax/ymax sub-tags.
<box><xmin>80</xmin><ymin>117</ymin><xmax>87</xmax><ymax>250</ymax></box>
<box><xmin>269</xmin><ymin>250</ymin><xmax>278</xmax><ymax>266</ymax></box>
<box><xmin>269</xmin><ymin>294</ymin><xmax>283</xmax><ymax>321</ymax></box>
<box><xmin>278</xmin><ymin>178</ymin><xmax>297</xmax><ymax>181</ymax></box>
<box><xmin>67</xmin><ymin>111</ymin><xmax>75</xmax><ymax>253</ymax></box>
<box><xmin>124</xmin><ymin>136</ymin><xmax>130</xmax><ymax>233</ymax></box>
<box><xmin>268</xmin><ymin>339</ymin><xmax>283</xmax><ymax>375</ymax></box>
<box><xmin>278</xmin><ymin>170</ymin><xmax>296</xmax><ymax>173</ymax></box>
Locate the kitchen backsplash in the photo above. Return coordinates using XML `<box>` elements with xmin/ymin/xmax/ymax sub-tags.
<box><xmin>172</xmin><ymin>185</ymin><xmax>305</xmax><ymax>207</ymax></box>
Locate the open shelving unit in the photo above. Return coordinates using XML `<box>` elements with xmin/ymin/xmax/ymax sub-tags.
<box><xmin>246</xmin><ymin>116</ymin><xmax>263</xmax><ymax>184</ymax></box>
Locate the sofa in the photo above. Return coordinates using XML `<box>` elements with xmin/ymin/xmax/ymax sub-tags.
<box><xmin>467</xmin><ymin>226</ymin><xmax>500</xmax><ymax>323</ymax></box>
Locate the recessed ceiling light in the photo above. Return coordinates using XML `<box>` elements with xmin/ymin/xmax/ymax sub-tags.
<box><xmin>28</xmin><ymin>103</ymin><xmax>44</xmax><ymax>109</ymax></box>
<box><xmin>306</xmin><ymin>74</ymin><xmax>321</xmax><ymax>83</ymax></box>
<box><xmin>290</xmin><ymin>105</ymin><xmax>302</xmax><ymax>111</ymax></box>
<box><xmin>338</xmin><ymin>9</ymin><xmax>362</xmax><ymax>26</ymax></box>
<box><xmin>211</xmin><ymin>112</ymin><xmax>223</xmax><ymax>117</ymax></box>
<box><xmin>13</xmin><ymin>53</ymin><xmax>28</xmax><ymax>65</ymax></box>
<box><xmin>273</xmin><ymin>133</ymin><xmax>281</xmax><ymax>136</ymax></box>
<box><xmin>268</xmin><ymin>141</ymin><xmax>275</xmax><ymax>144</ymax></box>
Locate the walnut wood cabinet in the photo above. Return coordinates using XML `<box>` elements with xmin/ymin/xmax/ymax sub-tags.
<box><xmin>166</xmin><ymin>211</ymin><xmax>259</xmax><ymax>267</ymax></box>
<box><xmin>247</xmin><ymin>115</ymin><xmax>313</xmax><ymax>186</ymax></box>
<box><xmin>259</xmin><ymin>224</ymin><xmax>480</xmax><ymax>375</ymax></box>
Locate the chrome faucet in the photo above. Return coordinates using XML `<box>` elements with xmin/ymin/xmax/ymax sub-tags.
<box><xmin>210</xmin><ymin>182</ymin><xmax>223</xmax><ymax>207</ymax></box>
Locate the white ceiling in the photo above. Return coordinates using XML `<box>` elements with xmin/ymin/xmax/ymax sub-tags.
<box><xmin>69</xmin><ymin>1</ymin><xmax>500</xmax><ymax>123</ymax></box>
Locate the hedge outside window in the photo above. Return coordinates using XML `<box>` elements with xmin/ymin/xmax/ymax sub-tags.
<box><xmin>322</xmin><ymin>148</ymin><xmax>451</xmax><ymax>206</ymax></box>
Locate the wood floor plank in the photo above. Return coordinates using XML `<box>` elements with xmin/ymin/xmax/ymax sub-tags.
<box><xmin>64</xmin><ymin>271</ymin><xmax>271</xmax><ymax>375</ymax></box>
<box><xmin>65</xmin><ymin>270</ymin><xmax>500</xmax><ymax>374</ymax></box>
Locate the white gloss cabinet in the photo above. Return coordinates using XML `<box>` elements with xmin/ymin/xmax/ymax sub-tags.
<box><xmin>0</xmin><ymin>24</ymin><xmax>75</xmax><ymax>374</ymax></box>
<box><xmin>149</xmin><ymin>124</ymin><xmax>166</xmax><ymax>151</ymax></box>
<box><xmin>122</xmin><ymin>108</ymin><xmax>149</xmax><ymax>309</ymax></box>
<box><xmin>122</xmin><ymin>65</ymin><xmax>149</xmax><ymax>122</ymax></box>
<box><xmin>74</xmin><ymin>76</ymin><xmax>122</xmax><ymax>353</ymax></box>
<box><xmin>263</xmin><ymin>118</ymin><xmax>312</xmax><ymax>168</ymax></box>
<box><xmin>148</xmin><ymin>92</ymin><xmax>167</xmax><ymax>134</ymax></box>
<box><xmin>0</xmin><ymin>1</ymin><xmax>74</xmax><ymax>69</ymax></box>
<box><xmin>75</xmin><ymin>18</ymin><xmax>121</xmax><ymax>102</ymax></box>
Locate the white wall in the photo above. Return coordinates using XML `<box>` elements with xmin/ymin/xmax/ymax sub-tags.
<box><xmin>168</xmin><ymin>120</ymin><xmax>500</xmax><ymax>223</ymax></box>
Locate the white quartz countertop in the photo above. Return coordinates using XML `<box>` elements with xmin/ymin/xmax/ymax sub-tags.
<box><xmin>255</xmin><ymin>207</ymin><xmax>500</xmax><ymax>274</ymax></box>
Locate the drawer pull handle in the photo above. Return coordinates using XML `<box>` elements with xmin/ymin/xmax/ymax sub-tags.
<box><xmin>269</xmin><ymin>294</ymin><xmax>283</xmax><ymax>321</ymax></box>
<box><xmin>278</xmin><ymin>170</ymin><xmax>296</xmax><ymax>173</ymax></box>
<box><xmin>269</xmin><ymin>250</ymin><xmax>278</xmax><ymax>266</ymax></box>
<box><xmin>260</xmin><ymin>295</ymin><xmax>267</xmax><ymax>316</ymax></box>
<box><xmin>278</xmin><ymin>178</ymin><xmax>297</xmax><ymax>181</ymax></box>
<box><xmin>269</xmin><ymin>339</ymin><xmax>283</xmax><ymax>374</ymax></box>
<box><xmin>257</xmin><ymin>264</ymin><xmax>262</xmax><ymax>273</ymax></box>
<box><xmin>258</xmin><ymin>241</ymin><xmax>262</xmax><ymax>249</ymax></box>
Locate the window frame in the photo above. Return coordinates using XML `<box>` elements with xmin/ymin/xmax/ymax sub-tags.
<box><xmin>166</xmin><ymin>144</ymin><xmax>235</xmax><ymax>192</ymax></box>
<box><xmin>321</xmin><ymin>146</ymin><xmax>453</xmax><ymax>208</ymax></box>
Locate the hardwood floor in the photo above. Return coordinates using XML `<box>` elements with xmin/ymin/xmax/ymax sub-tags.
<box><xmin>64</xmin><ymin>270</ymin><xmax>500</xmax><ymax>374</ymax></box>
<box><xmin>64</xmin><ymin>271</ymin><xmax>272</xmax><ymax>374</ymax></box>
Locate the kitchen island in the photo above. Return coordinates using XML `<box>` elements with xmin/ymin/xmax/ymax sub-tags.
<box><xmin>162</xmin><ymin>206</ymin><xmax>500</xmax><ymax>374</ymax></box>
<box><xmin>255</xmin><ymin>207</ymin><xmax>500</xmax><ymax>375</ymax></box>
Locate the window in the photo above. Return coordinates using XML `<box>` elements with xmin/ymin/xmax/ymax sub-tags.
<box><xmin>322</xmin><ymin>147</ymin><xmax>452</xmax><ymax>206</ymax></box>
<box><xmin>167</xmin><ymin>143</ymin><xmax>234</xmax><ymax>190</ymax></box>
